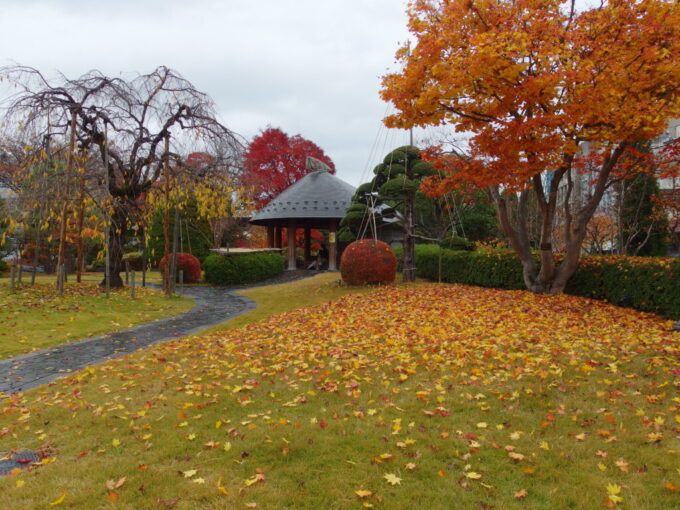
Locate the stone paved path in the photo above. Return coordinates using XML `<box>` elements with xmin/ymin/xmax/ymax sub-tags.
<box><xmin>0</xmin><ymin>270</ymin><xmax>313</xmax><ymax>395</ymax></box>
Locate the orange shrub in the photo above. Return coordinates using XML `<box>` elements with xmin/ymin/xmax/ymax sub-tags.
<box><xmin>340</xmin><ymin>239</ymin><xmax>397</xmax><ymax>285</ymax></box>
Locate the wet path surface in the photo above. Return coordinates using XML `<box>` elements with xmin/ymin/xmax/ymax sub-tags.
<box><xmin>0</xmin><ymin>271</ymin><xmax>312</xmax><ymax>395</ymax></box>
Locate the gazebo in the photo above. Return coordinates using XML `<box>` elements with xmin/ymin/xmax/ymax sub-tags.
<box><xmin>250</xmin><ymin>162</ymin><xmax>355</xmax><ymax>271</ymax></box>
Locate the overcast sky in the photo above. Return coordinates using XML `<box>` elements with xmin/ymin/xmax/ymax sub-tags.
<box><xmin>0</xmin><ymin>0</ymin><xmax>434</xmax><ymax>187</ymax></box>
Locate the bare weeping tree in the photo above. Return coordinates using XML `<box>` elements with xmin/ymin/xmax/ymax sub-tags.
<box><xmin>1</xmin><ymin>65</ymin><xmax>244</xmax><ymax>287</ymax></box>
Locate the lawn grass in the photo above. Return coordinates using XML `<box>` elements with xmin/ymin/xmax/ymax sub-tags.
<box><xmin>202</xmin><ymin>272</ymin><xmax>382</xmax><ymax>334</ymax></box>
<box><xmin>0</xmin><ymin>281</ymin><xmax>678</xmax><ymax>509</ymax></box>
<box><xmin>0</xmin><ymin>281</ymin><xmax>193</xmax><ymax>359</ymax></box>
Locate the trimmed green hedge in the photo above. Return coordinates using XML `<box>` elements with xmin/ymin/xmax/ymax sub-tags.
<box><xmin>203</xmin><ymin>252</ymin><xmax>285</xmax><ymax>286</ymax></box>
<box><xmin>402</xmin><ymin>245</ymin><xmax>680</xmax><ymax>319</ymax></box>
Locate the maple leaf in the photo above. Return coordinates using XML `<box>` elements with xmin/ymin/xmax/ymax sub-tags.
<box><xmin>615</xmin><ymin>459</ymin><xmax>629</xmax><ymax>472</ymax></box>
<box><xmin>105</xmin><ymin>477</ymin><xmax>126</xmax><ymax>491</ymax></box>
<box><xmin>514</xmin><ymin>489</ymin><xmax>528</xmax><ymax>500</ymax></box>
<box><xmin>384</xmin><ymin>473</ymin><xmax>402</xmax><ymax>486</ymax></box>
<box><xmin>606</xmin><ymin>484</ymin><xmax>623</xmax><ymax>504</ymax></box>
<box><xmin>182</xmin><ymin>469</ymin><xmax>197</xmax><ymax>478</ymax></box>
<box><xmin>355</xmin><ymin>489</ymin><xmax>373</xmax><ymax>498</ymax></box>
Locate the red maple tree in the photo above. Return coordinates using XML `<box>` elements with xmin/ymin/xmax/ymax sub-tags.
<box><xmin>243</xmin><ymin>127</ymin><xmax>335</xmax><ymax>207</ymax></box>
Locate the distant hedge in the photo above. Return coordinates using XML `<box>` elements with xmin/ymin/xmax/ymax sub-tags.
<box><xmin>402</xmin><ymin>245</ymin><xmax>680</xmax><ymax>319</ymax></box>
<box><xmin>203</xmin><ymin>252</ymin><xmax>284</xmax><ymax>286</ymax></box>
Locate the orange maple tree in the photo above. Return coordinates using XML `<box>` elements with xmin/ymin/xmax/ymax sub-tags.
<box><xmin>381</xmin><ymin>0</ymin><xmax>680</xmax><ymax>293</ymax></box>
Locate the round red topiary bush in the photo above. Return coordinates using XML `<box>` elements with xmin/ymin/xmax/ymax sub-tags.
<box><xmin>158</xmin><ymin>252</ymin><xmax>202</xmax><ymax>283</ymax></box>
<box><xmin>340</xmin><ymin>239</ymin><xmax>397</xmax><ymax>285</ymax></box>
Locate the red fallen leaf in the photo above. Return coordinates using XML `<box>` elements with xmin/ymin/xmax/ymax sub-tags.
<box><xmin>107</xmin><ymin>491</ymin><xmax>119</xmax><ymax>502</ymax></box>
<box><xmin>319</xmin><ymin>420</ymin><xmax>328</xmax><ymax>429</ymax></box>
<box><xmin>16</xmin><ymin>459</ymin><xmax>31</xmax><ymax>464</ymax></box>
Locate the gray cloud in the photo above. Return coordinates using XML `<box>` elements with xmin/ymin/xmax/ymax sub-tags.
<box><xmin>1</xmin><ymin>0</ymin><xmax>420</xmax><ymax>186</ymax></box>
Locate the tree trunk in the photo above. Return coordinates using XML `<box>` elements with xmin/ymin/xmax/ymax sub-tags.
<box><xmin>100</xmin><ymin>200</ymin><xmax>127</xmax><ymax>288</ymax></box>
<box><xmin>402</xmin><ymin>189</ymin><xmax>416</xmax><ymax>282</ymax></box>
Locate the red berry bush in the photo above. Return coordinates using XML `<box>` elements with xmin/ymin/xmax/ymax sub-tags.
<box><xmin>158</xmin><ymin>252</ymin><xmax>202</xmax><ymax>283</ymax></box>
<box><xmin>340</xmin><ymin>239</ymin><xmax>397</xmax><ymax>285</ymax></box>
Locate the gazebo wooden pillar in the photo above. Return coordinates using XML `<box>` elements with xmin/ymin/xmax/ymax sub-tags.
<box><xmin>275</xmin><ymin>226</ymin><xmax>282</xmax><ymax>248</ymax></box>
<box><xmin>266</xmin><ymin>225</ymin><xmax>275</xmax><ymax>247</ymax></box>
<box><xmin>303</xmin><ymin>227</ymin><xmax>311</xmax><ymax>266</ymax></box>
<box><xmin>287</xmin><ymin>219</ymin><xmax>297</xmax><ymax>270</ymax></box>
<box><xmin>328</xmin><ymin>219</ymin><xmax>338</xmax><ymax>271</ymax></box>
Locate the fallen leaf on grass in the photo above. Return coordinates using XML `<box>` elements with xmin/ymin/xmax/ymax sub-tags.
<box><xmin>384</xmin><ymin>473</ymin><xmax>401</xmax><ymax>485</ymax></box>
<box><xmin>244</xmin><ymin>474</ymin><xmax>265</xmax><ymax>487</ymax></box>
<box><xmin>49</xmin><ymin>490</ymin><xmax>66</xmax><ymax>506</ymax></box>
<box><xmin>514</xmin><ymin>489</ymin><xmax>528</xmax><ymax>500</ymax></box>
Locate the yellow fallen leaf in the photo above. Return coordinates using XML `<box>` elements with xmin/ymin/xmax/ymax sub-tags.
<box><xmin>384</xmin><ymin>473</ymin><xmax>401</xmax><ymax>485</ymax></box>
<box><xmin>16</xmin><ymin>480</ymin><xmax>25</xmax><ymax>488</ymax></box>
<box><xmin>465</xmin><ymin>472</ymin><xmax>482</xmax><ymax>479</ymax></box>
<box><xmin>355</xmin><ymin>489</ymin><xmax>373</xmax><ymax>498</ymax></box>
<box><xmin>182</xmin><ymin>469</ymin><xmax>197</xmax><ymax>478</ymax></box>
<box><xmin>244</xmin><ymin>473</ymin><xmax>265</xmax><ymax>487</ymax></box>
<box><xmin>216</xmin><ymin>477</ymin><xmax>228</xmax><ymax>495</ymax></box>
<box><xmin>49</xmin><ymin>490</ymin><xmax>66</xmax><ymax>506</ymax></box>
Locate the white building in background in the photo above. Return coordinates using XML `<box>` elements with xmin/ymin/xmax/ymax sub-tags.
<box><xmin>549</xmin><ymin>119</ymin><xmax>680</xmax><ymax>254</ymax></box>
<box><xmin>655</xmin><ymin>118</ymin><xmax>680</xmax><ymax>193</ymax></box>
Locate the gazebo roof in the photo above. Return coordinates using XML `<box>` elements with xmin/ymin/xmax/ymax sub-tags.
<box><xmin>250</xmin><ymin>170</ymin><xmax>356</xmax><ymax>226</ymax></box>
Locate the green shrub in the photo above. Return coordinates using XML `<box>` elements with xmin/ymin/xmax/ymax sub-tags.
<box><xmin>203</xmin><ymin>252</ymin><xmax>285</xmax><ymax>286</ymax></box>
<box><xmin>407</xmin><ymin>245</ymin><xmax>680</xmax><ymax>319</ymax></box>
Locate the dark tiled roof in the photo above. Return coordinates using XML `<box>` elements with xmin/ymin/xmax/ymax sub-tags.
<box><xmin>250</xmin><ymin>171</ymin><xmax>356</xmax><ymax>224</ymax></box>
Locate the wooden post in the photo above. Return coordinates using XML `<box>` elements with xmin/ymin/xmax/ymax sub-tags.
<box><xmin>10</xmin><ymin>265</ymin><xmax>16</xmax><ymax>293</ymax></box>
<box><xmin>56</xmin><ymin>110</ymin><xmax>77</xmax><ymax>294</ymax></box>
<box><xmin>275</xmin><ymin>226</ymin><xmax>282</xmax><ymax>249</ymax></box>
<box><xmin>304</xmin><ymin>227</ymin><xmax>311</xmax><ymax>267</ymax></box>
<box><xmin>287</xmin><ymin>220</ymin><xmax>296</xmax><ymax>270</ymax></box>
<box><xmin>31</xmin><ymin>231</ymin><xmax>39</xmax><ymax>285</ymax></box>
<box><xmin>17</xmin><ymin>263</ymin><xmax>22</xmax><ymax>284</ymax></box>
<box><xmin>170</xmin><ymin>206</ymin><xmax>180</xmax><ymax>294</ymax></box>
<box><xmin>163</xmin><ymin>135</ymin><xmax>171</xmax><ymax>295</ymax></box>
<box><xmin>130</xmin><ymin>270</ymin><xmax>136</xmax><ymax>299</ymax></box>
<box><xmin>266</xmin><ymin>225</ymin><xmax>275</xmax><ymax>248</ymax></box>
<box><xmin>104</xmin><ymin>122</ymin><xmax>111</xmax><ymax>299</ymax></box>
<box><xmin>328</xmin><ymin>219</ymin><xmax>338</xmax><ymax>271</ymax></box>
<box><xmin>57</xmin><ymin>264</ymin><xmax>65</xmax><ymax>296</ymax></box>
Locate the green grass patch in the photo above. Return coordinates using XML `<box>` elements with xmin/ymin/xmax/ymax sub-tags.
<box><xmin>0</xmin><ymin>281</ymin><xmax>193</xmax><ymax>359</ymax></box>
<box><xmin>0</xmin><ymin>281</ymin><xmax>677</xmax><ymax>509</ymax></box>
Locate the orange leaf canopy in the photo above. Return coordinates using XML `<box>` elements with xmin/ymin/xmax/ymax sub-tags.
<box><xmin>381</xmin><ymin>0</ymin><xmax>680</xmax><ymax>190</ymax></box>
